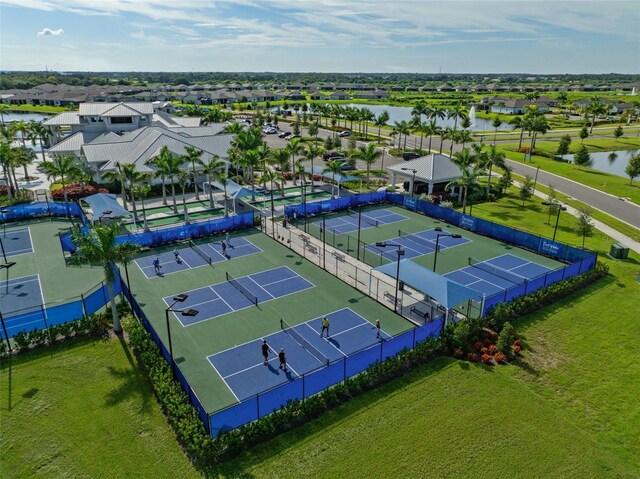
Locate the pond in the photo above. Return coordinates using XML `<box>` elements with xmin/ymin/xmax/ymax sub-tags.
<box><xmin>342</xmin><ymin>103</ymin><xmax>512</xmax><ymax>132</ymax></box>
<box><xmin>562</xmin><ymin>149</ymin><xmax>639</xmax><ymax>178</ymax></box>
<box><xmin>2</xmin><ymin>112</ymin><xmax>52</xmax><ymax>124</ymax></box>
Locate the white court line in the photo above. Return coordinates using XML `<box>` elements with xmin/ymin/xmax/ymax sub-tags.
<box><xmin>209</xmin><ymin>285</ymin><xmax>236</xmax><ymax>312</ymax></box>
<box><xmin>247</xmin><ymin>276</ymin><xmax>276</xmax><ymax>300</ymax></box>
<box><xmin>35</xmin><ymin>274</ymin><xmax>47</xmax><ymax>320</ymax></box>
<box><xmin>209</xmin><ymin>361</ymin><xmax>240</xmax><ymax>402</ymax></box>
<box><xmin>449</xmin><ymin>267</ymin><xmax>506</xmax><ymax>291</ymax></box>
<box><xmin>302</xmin><ymin>322</ymin><xmax>346</xmax><ymax>358</ymax></box>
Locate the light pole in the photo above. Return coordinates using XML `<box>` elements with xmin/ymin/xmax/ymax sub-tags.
<box><xmin>432</xmin><ymin>227</ymin><xmax>462</xmax><ymax>273</ymax></box>
<box><xmin>376</xmin><ymin>241</ymin><xmax>405</xmax><ymax>312</ymax></box>
<box><xmin>401</xmin><ymin>168</ymin><xmax>418</xmax><ymax>198</ymax></box>
<box><xmin>542</xmin><ymin>202</ymin><xmax>567</xmax><ymax>241</ymax></box>
<box><xmin>381</xmin><ymin>148</ymin><xmax>386</xmax><ymax>171</ymax></box>
<box><xmin>165</xmin><ymin>294</ymin><xmax>198</xmax><ymax>376</ymax></box>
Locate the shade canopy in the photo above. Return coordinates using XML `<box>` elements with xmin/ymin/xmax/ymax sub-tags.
<box><xmin>375</xmin><ymin>259</ymin><xmax>481</xmax><ymax>309</ymax></box>
<box><xmin>82</xmin><ymin>193</ymin><xmax>132</xmax><ymax>221</ymax></box>
<box><xmin>205</xmin><ymin>179</ymin><xmax>254</xmax><ymax>199</ymax></box>
<box><xmin>306</xmin><ymin>165</ymin><xmax>359</xmax><ymax>184</ymax></box>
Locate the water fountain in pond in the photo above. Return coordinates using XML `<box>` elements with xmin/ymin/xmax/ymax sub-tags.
<box><xmin>469</xmin><ymin>106</ymin><xmax>476</xmax><ymax>127</ymax></box>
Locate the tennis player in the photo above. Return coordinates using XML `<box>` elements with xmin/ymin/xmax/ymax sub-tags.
<box><xmin>262</xmin><ymin>340</ymin><xmax>269</xmax><ymax>365</ymax></box>
<box><xmin>375</xmin><ymin>319</ymin><xmax>381</xmax><ymax>339</ymax></box>
<box><xmin>153</xmin><ymin>257</ymin><xmax>162</xmax><ymax>275</ymax></box>
<box><xmin>225</xmin><ymin>232</ymin><xmax>231</xmax><ymax>247</ymax></box>
<box><xmin>173</xmin><ymin>248</ymin><xmax>181</xmax><ymax>263</ymax></box>
<box><xmin>320</xmin><ymin>316</ymin><xmax>330</xmax><ymax>338</ymax></box>
<box><xmin>278</xmin><ymin>348</ymin><xmax>288</xmax><ymax>371</ymax></box>
<box><xmin>221</xmin><ymin>240</ymin><xmax>227</xmax><ymax>256</ymax></box>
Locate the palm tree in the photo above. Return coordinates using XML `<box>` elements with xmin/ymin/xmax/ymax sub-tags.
<box><xmin>177</xmin><ymin>171</ymin><xmax>191</xmax><ymax>223</ymax></box>
<box><xmin>323</xmin><ymin>159</ymin><xmax>344</xmax><ymax>199</ymax></box>
<box><xmin>122</xmin><ymin>164</ymin><xmax>148</xmax><ymax>224</ymax></box>
<box><xmin>482</xmin><ymin>145</ymin><xmax>506</xmax><ymax>198</ymax></box>
<box><xmin>374</xmin><ymin>111</ymin><xmax>390</xmax><ymax>143</ymax></box>
<box><xmin>429</xmin><ymin>105</ymin><xmax>447</xmax><ymax>125</ymax></box>
<box><xmin>102</xmin><ymin>162</ymin><xmax>129</xmax><ymax>210</ymax></box>
<box><xmin>359</xmin><ymin>108</ymin><xmax>375</xmax><ymax>137</ymax></box>
<box><xmin>260</xmin><ymin>168</ymin><xmax>284</xmax><ymax>216</ymax></box>
<box><xmin>286</xmin><ymin>137</ymin><xmax>304</xmax><ymax>184</ymax></box>
<box><xmin>132</xmin><ymin>183</ymin><xmax>151</xmax><ymax>232</ymax></box>
<box><xmin>0</xmin><ymin>141</ymin><xmax>14</xmax><ymax>199</ymax></box>
<box><xmin>586</xmin><ymin>97</ymin><xmax>608</xmax><ymax>133</ymax></box>
<box><xmin>0</xmin><ymin>103</ymin><xmax>8</xmax><ymax>126</ymax></box>
<box><xmin>146</xmin><ymin>146</ymin><xmax>173</xmax><ymax>206</ymax></box>
<box><xmin>446</xmin><ymin>163</ymin><xmax>483</xmax><ymax>214</ymax></box>
<box><xmin>451</xmin><ymin>148</ymin><xmax>475</xmax><ymax>201</ymax></box>
<box><xmin>14</xmin><ymin>146</ymin><xmax>36</xmax><ymax>180</ymax></box>
<box><xmin>213</xmin><ymin>169</ymin><xmax>230</xmax><ymax>217</ymax></box>
<box><xmin>11</xmin><ymin>120</ymin><xmax>29</xmax><ymax>149</ymax></box>
<box><xmin>28</xmin><ymin>121</ymin><xmax>49</xmax><ymax>163</ymax></box>
<box><xmin>271</xmin><ymin>148</ymin><xmax>290</xmax><ymax>196</ymax></box>
<box><xmin>509</xmin><ymin>116</ymin><xmax>526</xmax><ymax>149</ymax></box>
<box><xmin>457</xmin><ymin>129</ymin><xmax>473</xmax><ymax>150</ymax></box>
<box><xmin>163</xmin><ymin>152</ymin><xmax>187</xmax><ymax>214</ymax></box>
<box><xmin>43</xmin><ymin>154</ymin><xmax>82</xmax><ymax>210</ymax></box>
<box><xmin>202</xmin><ymin>108</ymin><xmax>232</xmax><ymax>124</ymax></box>
<box><xmin>395</xmin><ymin>120</ymin><xmax>411</xmax><ymax>150</ymax></box>
<box><xmin>183</xmin><ymin>146</ymin><xmax>203</xmax><ymax>200</ymax></box>
<box><xmin>223</xmin><ymin>122</ymin><xmax>244</xmax><ymax>135</ymax></box>
<box><xmin>303</xmin><ymin>144</ymin><xmax>321</xmax><ymax>192</ymax></box>
<box><xmin>241</xmin><ymin>149</ymin><xmax>262</xmax><ymax>200</ymax></box>
<box><xmin>423</xmin><ymin>119</ymin><xmax>440</xmax><ymax>153</ymax></box>
<box><xmin>460</xmin><ymin>116</ymin><xmax>472</xmax><ymax>131</ymax></box>
<box><xmin>491</xmin><ymin>117</ymin><xmax>503</xmax><ymax>144</ymax></box>
<box><xmin>447</xmin><ymin>102</ymin><xmax>468</xmax><ymax>131</ymax></box>
<box><xmin>199</xmin><ymin>155</ymin><xmax>226</xmax><ymax>208</ymax></box>
<box><xmin>72</xmin><ymin>222</ymin><xmax>139</xmax><ymax>333</ymax></box>
<box><xmin>350</xmin><ymin>143</ymin><xmax>382</xmax><ymax>189</ymax></box>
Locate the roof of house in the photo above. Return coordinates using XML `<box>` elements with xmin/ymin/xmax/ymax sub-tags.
<box><xmin>388</xmin><ymin>154</ymin><xmax>461</xmax><ymax>182</ymax></box>
<box><xmin>47</xmin><ymin>131</ymin><xmax>110</xmax><ymax>153</ymax></box>
<box><xmin>78</xmin><ymin>102</ymin><xmax>155</xmax><ymax>116</ymax></box>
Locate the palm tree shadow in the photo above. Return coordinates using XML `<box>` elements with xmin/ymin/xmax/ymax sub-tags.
<box><xmin>104</xmin><ymin>337</ymin><xmax>153</xmax><ymax>413</ymax></box>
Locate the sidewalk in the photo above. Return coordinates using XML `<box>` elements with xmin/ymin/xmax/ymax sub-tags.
<box><xmin>512</xmin><ymin>179</ymin><xmax>640</xmax><ymax>255</ymax></box>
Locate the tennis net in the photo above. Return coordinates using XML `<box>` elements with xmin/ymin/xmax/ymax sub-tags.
<box><xmin>398</xmin><ymin>229</ymin><xmax>434</xmax><ymax>249</ymax></box>
<box><xmin>468</xmin><ymin>257</ymin><xmax>527</xmax><ymax>285</ymax></box>
<box><xmin>347</xmin><ymin>208</ymin><xmax>379</xmax><ymax>228</ymax></box>
<box><xmin>225</xmin><ymin>272</ymin><xmax>259</xmax><ymax>306</ymax></box>
<box><xmin>280</xmin><ymin>318</ymin><xmax>329</xmax><ymax>366</ymax></box>
<box><xmin>188</xmin><ymin>240</ymin><xmax>213</xmax><ymax>266</ymax></box>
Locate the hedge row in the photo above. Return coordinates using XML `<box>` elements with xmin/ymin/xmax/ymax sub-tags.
<box><xmin>124</xmin><ymin>261</ymin><xmax>609</xmax><ymax>467</ymax></box>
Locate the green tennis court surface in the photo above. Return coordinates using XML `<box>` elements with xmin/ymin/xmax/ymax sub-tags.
<box><xmin>127</xmin><ymin>229</ymin><xmax>413</xmax><ymax>413</ymax></box>
<box><xmin>124</xmin><ymin>208</ymin><xmax>226</xmax><ymax>231</ymax></box>
<box><xmin>251</xmin><ymin>190</ymin><xmax>332</xmax><ymax>208</ymax></box>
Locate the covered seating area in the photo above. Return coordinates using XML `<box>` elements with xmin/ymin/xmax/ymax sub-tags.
<box><xmin>375</xmin><ymin>259</ymin><xmax>482</xmax><ymax>324</ymax></box>
<box><xmin>387</xmin><ymin>154</ymin><xmax>461</xmax><ymax>197</ymax></box>
<box><xmin>82</xmin><ymin>193</ymin><xmax>132</xmax><ymax>223</ymax></box>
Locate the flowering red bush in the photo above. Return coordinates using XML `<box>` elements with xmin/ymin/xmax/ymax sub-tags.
<box><xmin>481</xmin><ymin>354</ymin><xmax>493</xmax><ymax>364</ymax></box>
<box><xmin>514</xmin><ymin>339</ymin><xmax>521</xmax><ymax>348</ymax></box>
<box><xmin>480</xmin><ymin>347</ymin><xmax>489</xmax><ymax>355</ymax></box>
<box><xmin>494</xmin><ymin>352</ymin><xmax>506</xmax><ymax>363</ymax></box>
<box><xmin>513</xmin><ymin>345</ymin><xmax>521</xmax><ymax>354</ymax></box>
<box><xmin>517</xmin><ymin>147</ymin><xmax>536</xmax><ymax>154</ymax></box>
<box><xmin>51</xmin><ymin>183</ymin><xmax>109</xmax><ymax>200</ymax></box>
<box><xmin>474</xmin><ymin>341</ymin><xmax>483</xmax><ymax>351</ymax></box>
<box><xmin>467</xmin><ymin>353</ymin><xmax>478</xmax><ymax>362</ymax></box>
<box><xmin>489</xmin><ymin>345</ymin><xmax>498</xmax><ymax>354</ymax></box>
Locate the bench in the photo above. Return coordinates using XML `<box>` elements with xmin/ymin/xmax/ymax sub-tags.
<box><xmin>410</xmin><ymin>305</ymin><xmax>430</xmax><ymax>320</ymax></box>
<box><xmin>383</xmin><ymin>291</ymin><xmax>399</xmax><ymax>305</ymax></box>
<box><xmin>331</xmin><ymin>251</ymin><xmax>346</xmax><ymax>262</ymax></box>
<box><xmin>306</xmin><ymin>243</ymin><xmax>318</xmax><ymax>254</ymax></box>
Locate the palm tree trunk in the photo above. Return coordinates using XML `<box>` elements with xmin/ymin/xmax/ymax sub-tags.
<box><xmin>250</xmin><ymin>167</ymin><xmax>256</xmax><ymax>201</ymax></box>
<box><xmin>23</xmin><ymin>165</ymin><xmax>29</xmax><ymax>179</ymax></box>
<box><xmin>142</xmin><ymin>200</ymin><xmax>149</xmax><ymax>232</ymax></box>
<box><xmin>486</xmin><ymin>165</ymin><xmax>493</xmax><ymax>198</ymax></box>
<box><xmin>171</xmin><ymin>181</ymin><xmax>178</xmax><ymax>214</ymax></box>
<box><xmin>182</xmin><ymin>187</ymin><xmax>189</xmax><ymax>224</ymax></box>
<box><xmin>107</xmin><ymin>282</ymin><xmax>121</xmax><ymax>333</ymax></box>
<box><xmin>131</xmin><ymin>190</ymin><xmax>139</xmax><ymax>223</ymax></box>
<box><xmin>207</xmin><ymin>174</ymin><xmax>214</xmax><ymax>208</ymax></box>
<box><xmin>161</xmin><ymin>176</ymin><xmax>167</xmax><ymax>206</ymax></box>
<box><xmin>223</xmin><ymin>185</ymin><xmax>229</xmax><ymax>217</ymax></box>
<box><xmin>39</xmin><ymin>139</ymin><xmax>47</xmax><ymax>163</ymax></box>
<box><xmin>419</xmin><ymin>133</ymin><xmax>424</xmax><ymax>151</ymax></box>
<box><xmin>192</xmin><ymin>161</ymin><xmax>200</xmax><ymax>200</ymax></box>
<box><xmin>12</xmin><ymin>168</ymin><xmax>20</xmax><ymax>194</ymax></box>
<box><xmin>366</xmin><ymin>165</ymin><xmax>370</xmax><ymax>189</ymax></box>
<box><xmin>462</xmin><ymin>187</ymin><xmax>468</xmax><ymax>214</ymax></box>
<box><xmin>3</xmin><ymin>166</ymin><xmax>13</xmax><ymax>199</ymax></box>
<box><xmin>518</xmin><ymin>129</ymin><xmax>525</xmax><ymax>149</ymax></box>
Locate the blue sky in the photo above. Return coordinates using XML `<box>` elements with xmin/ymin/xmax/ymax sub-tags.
<box><xmin>1</xmin><ymin>1</ymin><xmax>638</xmax><ymax>73</ymax></box>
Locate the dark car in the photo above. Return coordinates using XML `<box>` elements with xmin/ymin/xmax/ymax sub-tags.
<box><xmin>323</xmin><ymin>150</ymin><xmax>342</xmax><ymax>160</ymax></box>
<box><xmin>278</xmin><ymin>131</ymin><xmax>291</xmax><ymax>138</ymax></box>
<box><xmin>340</xmin><ymin>162</ymin><xmax>357</xmax><ymax>171</ymax></box>
<box><xmin>402</xmin><ymin>152</ymin><xmax>421</xmax><ymax>161</ymax></box>
<box><xmin>324</xmin><ymin>155</ymin><xmax>346</xmax><ymax>162</ymax></box>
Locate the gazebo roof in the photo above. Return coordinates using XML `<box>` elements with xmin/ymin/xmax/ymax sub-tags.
<box><xmin>388</xmin><ymin>154</ymin><xmax>461</xmax><ymax>182</ymax></box>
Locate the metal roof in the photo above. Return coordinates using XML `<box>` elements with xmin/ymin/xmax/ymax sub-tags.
<box><xmin>43</xmin><ymin>112</ymin><xmax>81</xmax><ymax>126</ymax></box>
<box><xmin>100</xmin><ymin>103</ymin><xmax>146</xmax><ymax>117</ymax></box>
<box><xmin>47</xmin><ymin>131</ymin><xmax>109</xmax><ymax>153</ymax></box>
<box><xmin>78</xmin><ymin>102</ymin><xmax>155</xmax><ymax>116</ymax></box>
<box><xmin>388</xmin><ymin>154</ymin><xmax>462</xmax><ymax>182</ymax></box>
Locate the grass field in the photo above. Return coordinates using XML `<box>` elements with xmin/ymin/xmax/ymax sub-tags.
<box><xmin>499</xmin><ymin>137</ymin><xmax>640</xmax><ymax>205</ymax></box>
<box><xmin>0</xmin><ymin>336</ymin><xmax>199</xmax><ymax>479</ymax></box>
<box><xmin>217</xmin><ymin>191</ymin><xmax>640</xmax><ymax>478</ymax></box>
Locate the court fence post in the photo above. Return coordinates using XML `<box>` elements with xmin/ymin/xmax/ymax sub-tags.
<box><xmin>80</xmin><ymin>293</ymin><xmax>87</xmax><ymax>318</ymax></box>
<box><xmin>41</xmin><ymin>305</ymin><xmax>48</xmax><ymax>330</ymax></box>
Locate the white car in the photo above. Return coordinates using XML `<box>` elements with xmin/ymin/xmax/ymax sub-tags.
<box><xmin>263</xmin><ymin>127</ymin><xmax>278</xmax><ymax>134</ymax></box>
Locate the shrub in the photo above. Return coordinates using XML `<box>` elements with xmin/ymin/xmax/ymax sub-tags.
<box><xmin>481</xmin><ymin>354</ymin><xmax>493</xmax><ymax>364</ymax></box>
<box><xmin>496</xmin><ymin>322</ymin><xmax>516</xmax><ymax>357</ymax></box>
<box><xmin>467</xmin><ymin>352</ymin><xmax>478</xmax><ymax>362</ymax></box>
<box><xmin>454</xmin><ymin>348</ymin><xmax>464</xmax><ymax>358</ymax></box>
<box><xmin>494</xmin><ymin>352</ymin><xmax>506</xmax><ymax>363</ymax></box>
<box><xmin>488</xmin><ymin>344</ymin><xmax>497</xmax><ymax>354</ymax></box>
<box><xmin>51</xmin><ymin>183</ymin><xmax>109</xmax><ymax>200</ymax></box>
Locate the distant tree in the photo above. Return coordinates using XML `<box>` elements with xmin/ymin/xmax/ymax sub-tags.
<box><xmin>519</xmin><ymin>175</ymin><xmax>534</xmax><ymax>207</ymax></box>
<box><xmin>625</xmin><ymin>153</ymin><xmax>640</xmax><ymax>185</ymax></box>
<box><xmin>574</xmin><ymin>207</ymin><xmax>594</xmax><ymax>248</ymax></box>
<box><xmin>308</xmin><ymin>122</ymin><xmax>319</xmax><ymax>146</ymax></box>
<box><xmin>347</xmin><ymin>135</ymin><xmax>357</xmax><ymax>151</ymax></box>
<box><xmin>292</xmin><ymin>122</ymin><xmax>301</xmax><ymax>136</ymax></box>
<box><xmin>573</xmin><ymin>145</ymin><xmax>591</xmax><ymax>170</ymax></box>
<box><xmin>556</xmin><ymin>134</ymin><xmax>572</xmax><ymax>156</ymax></box>
<box><xmin>579</xmin><ymin>125</ymin><xmax>589</xmax><ymax>143</ymax></box>
<box><xmin>613</xmin><ymin>125</ymin><xmax>624</xmax><ymax>140</ymax></box>
<box><xmin>491</xmin><ymin>117</ymin><xmax>502</xmax><ymax>144</ymax></box>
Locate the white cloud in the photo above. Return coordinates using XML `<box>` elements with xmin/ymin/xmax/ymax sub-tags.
<box><xmin>37</xmin><ymin>27</ymin><xmax>64</xmax><ymax>37</ymax></box>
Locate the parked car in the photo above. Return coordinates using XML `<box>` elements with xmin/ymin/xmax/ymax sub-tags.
<box><xmin>323</xmin><ymin>150</ymin><xmax>343</xmax><ymax>160</ymax></box>
<box><xmin>263</xmin><ymin>127</ymin><xmax>278</xmax><ymax>134</ymax></box>
<box><xmin>338</xmin><ymin>130</ymin><xmax>351</xmax><ymax>137</ymax></box>
<box><xmin>324</xmin><ymin>155</ymin><xmax>346</xmax><ymax>162</ymax></box>
<box><xmin>279</xmin><ymin>131</ymin><xmax>291</xmax><ymax>138</ymax></box>
<box><xmin>340</xmin><ymin>162</ymin><xmax>357</xmax><ymax>171</ymax></box>
<box><xmin>402</xmin><ymin>152</ymin><xmax>421</xmax><ymax>161</ymax></box>
<box><xmin>287</xmin><ymin>134</ymin><xmax>300</xmax><ymax>140</ymax></box>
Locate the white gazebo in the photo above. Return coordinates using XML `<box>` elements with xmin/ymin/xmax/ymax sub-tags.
<box><xmin>388</xmin><ymin>154</ymin><xmax>462</xmax><ymax>196</ymax></box>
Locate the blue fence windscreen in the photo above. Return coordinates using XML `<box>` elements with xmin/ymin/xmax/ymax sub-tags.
<box><xmin>381</xmin><ymin>329</ymin><xmax>415</xmax><ymax>360</ymax></box>
<box><xmin>258</xmin><ymin>379</ymin><xmax>304</xmax><ymax>417</ymax></box>
<box><xmin>345</xmin><ymin>344</ymin><xmax>381</xmax><ymax>377</ymax></box>
<box><xmin>303</xmin><ymin>360</ymin><xmax>346</xmax><ymax>397</ymax></box>
<box><xmin>210</xmin><ymin>398</ymin><xmax>259</xmax><ymax>437</ymax></box>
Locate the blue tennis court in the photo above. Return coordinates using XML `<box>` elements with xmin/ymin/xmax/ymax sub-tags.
<box><xmin>164</xmin><ymin>266</ymin><xmax>315</xmax><ymax>326</ymax></box>
<box><xmin>364</xmin><ymin>228</ymin><xmax>470</xmax><ymax>261</ymax></box>
<box><xmin>208</xmin><ymin>308</ymin><xmax>390</xmax><ymax>400</ymax></box>
<box><xmin>444</xmin><ymin>254</ymin><xmax>552</xmax><ymax>296</ymax></box>
<box><xmin>0</xmin><ymin>274</ymin><xmax>46</xmax><ymax>335</ymax></box>
<box><xmin>136</xmin><ymin>237</ymin><xmax>261</xmax><ymax>278</ymax></box>
<box><xmin>1</xmin><ymin>227</ymin><xmax>33</xmax><ymax>257</ymax></box>
<box><xmin>313</xmin><ymin>208</ymin><xmax>407</xmax><ymax>234</ymax></box>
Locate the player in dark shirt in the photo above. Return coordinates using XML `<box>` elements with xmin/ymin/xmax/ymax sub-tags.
<box><xmin>278</xmin><ymin>348</ymin><xmax>288</xmax><ymax>372</ymax></box>
<box><xmin>262</xmin><ymin>340</ymin><xmax>269</xmax><ymax>365</ymax></box>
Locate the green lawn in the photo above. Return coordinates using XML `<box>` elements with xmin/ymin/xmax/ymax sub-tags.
<box><xmin>499</xmin><ymin>137</ymin><xmax>640</xmax><ymax>205</ymax></box>
<box><xmin>217</xmin><ymin>191</ymin><xmax>640</xmax><ymax>478</ymax></box>
<box><xmin>0</xmin><ymin>336</ymin><xmax>199</xmax><ymax>479</ymax></box>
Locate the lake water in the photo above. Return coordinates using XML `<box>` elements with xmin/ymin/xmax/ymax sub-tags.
<box><xmin>3</xmin><ymin>112</ymin><xmax>52</xmax><ymax>123</ymax></box>
<box><xmin>343</xmin><ymin>103</ymin><xmax>512</xmax><ymax>132</ymax></box>
<box><xmin>562</xmin><ymin>149</ymin><xmax>639</xmax><ymax>178</ymax></box>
